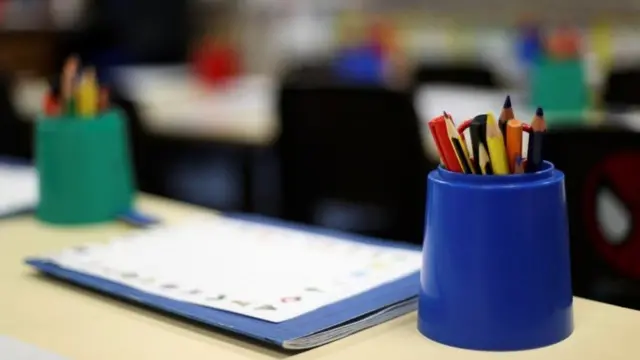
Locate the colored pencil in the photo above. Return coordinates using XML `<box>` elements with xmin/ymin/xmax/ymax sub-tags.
<box><xmin>428</xmin><ymin>118</ymin><xmax>449</xmax><ymax>168</ymax></box>
<box><xmin>445</xmin><ymin>115</ymin><xmax>474</xmax><ymax>174</ymax></box>
<box><xmin>526</xmin><ymin>107</ymin><xmax>546</xmax><ymax>173</ymax></box>
<box><xmin>498</xmin><ymin>95</ymin><xmax>514</xmax><ymax>137</ymax></box>
<box><xmin>478</xmin><ymin>143</ymin><xmax>493</xmax><ymax>175</ymax></box>
<box><xmin>429</xmin><ymin>115</ymin><xmax>463</xmax><ymax>172</ymax></box>
<box><xmin>444</xmin><ymin>112</ymin><xmax>466</xmax><ymax>142</ymax></box>
<box><xmin>61</xmin><ymin>55</ymin><xmax>80</xmax><ymax>115</ymax></box>
<box><xmin>76</xmin><ymin>67</ymin><xmax>99</xmax><ymax>118</ymax></box>
<box><xmin>469</xmin><ymin>114</ymin><xmax>488</xmax><ymax>174</ymax></box>
<box><xmin>514</xmin><ymin>156</ymin><xmax>525</xmax><ymax>174</ymax></box>
<box><xmin>443</xmin><ymin>112</ymin><xmax>472</xmax><ymax>167</ymax></box>
<box><xmin>485</xmin><ymin>113</ymin><xmax>510</xmax><ymax>175</ymax></box>
<box><xmin>506</xmin><ymin>119</ymin><xmax>523</xmax><ymax>173</ymax></box>
<box><xmin>98</xmin><ymin>87</ymin><xmax>110</xmax><ymax>112</ymax></box>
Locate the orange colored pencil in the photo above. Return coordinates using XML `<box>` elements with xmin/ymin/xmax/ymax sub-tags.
<box><xmin>506</xmin><ymin>119</ymin><xmax>523</xmax><ymax>173</ymax></box>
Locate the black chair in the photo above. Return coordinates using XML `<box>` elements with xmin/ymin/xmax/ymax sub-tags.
<box><xmin>542</xmin><ymin>124</ymin><xmax>640</xmax><ymax>310</ymax></box>
<box><xmin>109</xmin><ymin>90</ymin><xmax>160</xmax><ymax>195</ymax></box>
<box><xmin>0</xmin><ymin>73</ymin><xmax>33</xmax><ymax>159</ymax></box>
<box><xmin>412</xmin><ymin>63</ymin><xmax>499</xmax><ymax>89</ymax></box>
<box><xmin>602</xmin><ymin>68</ymin><xmax>640</xmax><ymax>110</ymax></box>
<box><xmin>278</xmin><ymin>84</ymin><xmax>433</xmax><ymax>245</ymax></box>
<box><xmin>280</xmin><ymin>61</ymin><xmax>341</xmax><ymax>88</ymax></box>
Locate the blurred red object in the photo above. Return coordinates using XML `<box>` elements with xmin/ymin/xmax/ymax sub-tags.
<box><xmin>546</xmin><ymin>27</ymin><xmax>581</xmax><ymax>60</ymax></box>
<box><xmin>192</xmin><ymin>39</ymin><xmax>241</xmax><ymax>86</ymax></box>
<box><xmin>42</xmin><ymin>93</ymin><xmax>61</xmax><ymax>117</ymax></box>
<box><xmin>369</xmin><ymin>20</ymin><xmax>396</xmax><ymax>57</ymax></box>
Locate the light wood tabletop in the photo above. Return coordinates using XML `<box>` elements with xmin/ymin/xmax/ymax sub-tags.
<box><xmin>293</xmin><ymin>297</ymin><xmax>640</xmax><ymax>360</ymax></box>
<box><xmin>0</xmin><ymin>195</ymin><xmax>292</xmax><ymax>360</ymax></box>
<box><xmin>3</xmin><ymin>194</ymin><xmax>640</xmax><ymax>360</ymax></box>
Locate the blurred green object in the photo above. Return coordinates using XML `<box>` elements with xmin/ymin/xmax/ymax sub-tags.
<box><xmin>530</xmin><ymin>57</ymin><xmax>590</xmax><ymax>125</ymax></box>
<box><xmin>36</xmin><ymin>110</ymin><xmax>135</xmax><ymax>225</ymax></box>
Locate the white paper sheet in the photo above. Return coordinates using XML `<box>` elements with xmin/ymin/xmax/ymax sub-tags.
<box><xmin>46</xmin><ymin>216</ymin><xmax>422</xmax><ymax>323</ymax></box>
<box><xmin>0</xmin><ymin>164</ymin><xmax>38</xmax><ymax>217</ymax></box>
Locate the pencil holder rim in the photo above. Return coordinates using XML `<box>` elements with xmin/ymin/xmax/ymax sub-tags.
<box><xmin>435</xmin><ymin>160</ymin><xmax>555</xmax><ymax>184</ymax></box>
<box><xmin>37</xmin><ymin>109</ymin><xmax>117</xmax><ymax>128</ymax></box>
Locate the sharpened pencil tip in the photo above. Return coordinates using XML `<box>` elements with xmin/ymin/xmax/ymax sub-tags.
<box><xmin>536</xmin><ymin>107</ymin><xmax>544</xmax><ymax>117</ymax></box>
<box><xmin>503</xmin><ymin>95</ymin><xmax>511</xmax><ymax>109</ymax></box>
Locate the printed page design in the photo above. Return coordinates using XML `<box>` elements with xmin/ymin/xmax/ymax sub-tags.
<box><xmin>47</xmin><ymin>217</ymin><xmax>422</xmax><ymax>323</ymax></box>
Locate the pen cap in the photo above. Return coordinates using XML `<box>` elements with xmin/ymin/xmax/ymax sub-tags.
<box><xmin>35</xmin><ymin>110</ymin><xmax>135</xmax><ymax>225</ymax></box>
<box><xmin>418</xmin><ymin>161</ymin><xmax>573</xmax><ymax>351</ymax></box>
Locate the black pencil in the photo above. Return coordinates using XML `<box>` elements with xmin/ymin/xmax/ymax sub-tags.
<box><xmin>498</xmin><ymin>95</ymin><xmax>514</xmax><ymax>138</ymax></box>
<box><xmin>470</xmin><ymin>114</ymin><xmax>488</xmax><ymax>174</ymax></box>
<box><xmin>526</xmin><ymin>107</ymin><xmax>546</xmax><ymax>173</ymax></box>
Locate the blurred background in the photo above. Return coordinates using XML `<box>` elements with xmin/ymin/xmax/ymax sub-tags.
<box><xmin>2</xmin><ymin>0</ymin><xmax>640</xmax><ymax>309</ymax></box>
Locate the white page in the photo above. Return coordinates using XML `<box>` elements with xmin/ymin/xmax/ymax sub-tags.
<box><xmin>0</xmin><ymin>336</ymin><xmax>68</xmax><ymax>360</ymax></box>
<box><xmin>46</xmin><ymin>217</ymin><xmax>422</xmax><ymax>323</ymax></box>
<box><xmin>0</xmin><ymin>164</ymin><xmax>38</xmax><ymax>217</ymax></box>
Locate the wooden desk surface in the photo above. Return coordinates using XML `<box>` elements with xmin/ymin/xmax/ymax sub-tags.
<box><xmin>0</xmin><ymin>195</ymin><xmax>292</xmax><ymax>360</ymax></box>
<box><xmin>2</xmin><ymin>195</ymin><xmax>640</xmax><ymax>359</ymax></box>
<box><xmin>294</xmin><ymin>297</ymin><xmax>640</xmax><ymax>360</ymax></box>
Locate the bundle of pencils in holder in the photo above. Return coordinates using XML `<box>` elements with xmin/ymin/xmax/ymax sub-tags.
<box><xmin>428</xmin><ymin>95</ymin><xmax>547</xmax><ymax>175</ymax></box>
<box><xmin>42</xmin><ymin>55</ymin><xmax>111</xmax><ymax>119</ymax></box>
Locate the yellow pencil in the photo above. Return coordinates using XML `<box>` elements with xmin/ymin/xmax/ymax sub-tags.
<box><xmin>478</xmin><ymin>143</ymin><xmax>493</xmax><ymax>175</ymax></box>
<box><xmin>76</xmin><ymin>67</ymin><xmax>99</xmax><ymax>118</ymax></box>
<box><xmin>485</xmin><ymin>113</ymin><xmax>509</xmax><ymax>175</ymax></box>
<box><xmin>444</xmin><ymin>114</ymin><xmax>475</xmax><ymax>174</ymax></box>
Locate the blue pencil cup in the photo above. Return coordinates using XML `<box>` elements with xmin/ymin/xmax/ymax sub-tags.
<box><xmin>418</xmin><ymin>161</ymin><xmax>574</xmax><ymax>351</ymax></box>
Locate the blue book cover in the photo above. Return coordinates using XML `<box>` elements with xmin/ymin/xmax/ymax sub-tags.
<box><xmin>26</xmin><ymin>214</ymin><xmax>421</xmax><ymax>349</ymax></box>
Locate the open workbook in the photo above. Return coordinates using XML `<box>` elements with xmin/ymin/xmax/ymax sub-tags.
<box><xmin>27</xmin><ymin>215</ymin><xmax>422</xmax><ymax>349</ymax></box>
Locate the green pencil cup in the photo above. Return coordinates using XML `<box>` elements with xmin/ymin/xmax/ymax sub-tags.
<box><xmin>35</xmin><ymin>110</ymin><xmax>136</xmax><ymax>225</ymax></box>
<box><xmin>530</xmin><ymin>57</ymin><xmax>590</xmax><ymax>125</ymax></box>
